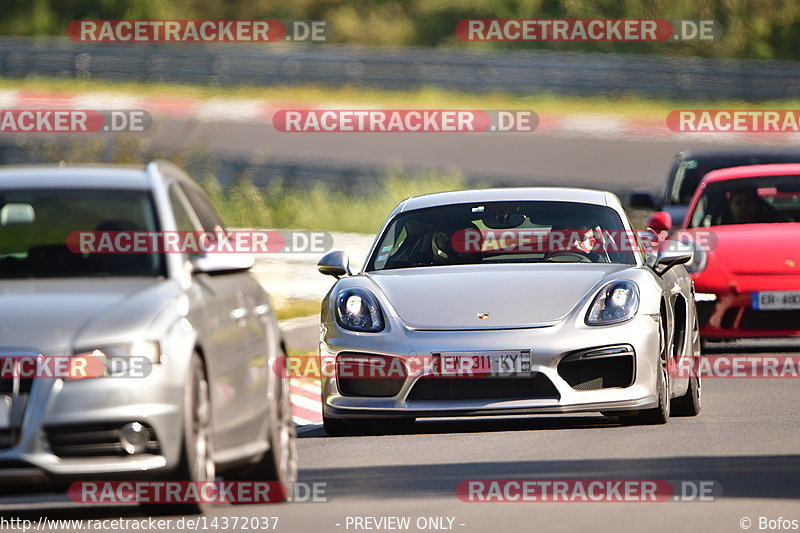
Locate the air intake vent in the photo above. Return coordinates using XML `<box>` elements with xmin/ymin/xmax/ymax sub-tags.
<box><xmin>45</xmin><ymin>423</ymin><xmax>160</xmax><ymax>457</ymax></box>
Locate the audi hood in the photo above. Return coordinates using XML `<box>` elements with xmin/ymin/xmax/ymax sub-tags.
<box><xmin>0</xmin><ymin>278</ymin><xmax>177</xmax><ymax>355</ymax></box>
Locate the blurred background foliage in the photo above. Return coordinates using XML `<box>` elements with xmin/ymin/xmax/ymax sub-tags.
<box><xmin>1</xmin><ymin>0</ymin><xmax>799</xmax><ymax>60</ymax></box>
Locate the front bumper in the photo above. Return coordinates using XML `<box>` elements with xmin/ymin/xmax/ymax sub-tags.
<box><xmin>322</xmin><ymin>313</ymin><xmax>668</xmax><ymax>419</ymax></box>
<box><xmin>0</xmin><ymin>365</ymin><xmax>183</xmax><ymax>483</ymax></box>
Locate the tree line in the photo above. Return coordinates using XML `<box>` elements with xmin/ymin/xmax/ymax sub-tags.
<box><xmin>2</xmin><ymin>0</ymin><xmax>798</xmax><ymax>60</ymax></box>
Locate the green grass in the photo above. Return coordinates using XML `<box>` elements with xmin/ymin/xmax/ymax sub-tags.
<box><xmin>5</xmin><ymin>76</ymin><xmax>800</xmax><ymax>119</ymax></box>
<box><xmin>201</xmin><ymin>168</ymin><xmax>472</xmax><ymax>234</ymax></box>
<box><xmin>275</xmin><ymin>299</ymin><xmax>321</xmax><ymax>321</ymax></box>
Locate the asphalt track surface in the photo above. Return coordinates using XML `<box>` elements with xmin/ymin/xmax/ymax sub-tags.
<box><xmin>152</xmin><ymin>118</ymin><xmax>739</xmax><ymax>191</ymax></box>
<box><xmin>2</xmin><ymin>125</ymin><xmax>799</xmax><ymax>533</ymax></box>
<box><xmin>3</xmin><ymin>342</ymin><xmax>800</xmax><ymax>533</ymax></box>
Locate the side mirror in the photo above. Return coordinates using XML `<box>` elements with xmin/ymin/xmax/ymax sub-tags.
<box><xmin>318</xmin><ymin>250</ymin><xmax>351</xmax><ymax>279</ymax></box>
<box><xmin>190</xmin><ymin>253</ymin><xmax>254</xmax><ymax>274</ymax></box>
<box><xmin>646</xmin><ymin>211</ymin><xmax>673</xmax><ymax>234</ymax></box>
<box><xmin>627</xmin><ymin>191</ymin><xmax>659</xmax><ymax>210</ymax></box>
<box><xmin>654</xmin><ymin>241</ymin><xmax>693</xmax><ymax>275</ymax></box>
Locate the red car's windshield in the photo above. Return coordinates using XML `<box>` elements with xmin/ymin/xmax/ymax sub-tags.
<box><xmin>688</xmin><ymin>175</ymin><xmax>800</xmax><ymax>228</ymax></box>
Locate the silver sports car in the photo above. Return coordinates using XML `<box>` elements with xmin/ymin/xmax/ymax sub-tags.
<box><xmin>318</xmin><ymin>188</ymin><xmax>701</xmax><ymax>435</ymax></box>
<box><xmin>0</xmin><ymin>162</ymin><xmax>296</xmax><ymax>510</ymax></box>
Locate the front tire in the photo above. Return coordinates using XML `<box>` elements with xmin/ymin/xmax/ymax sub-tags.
<box><xmin>250</xmin><ymin>373</ymin><xmax>298</xmax><ymax>495</ymax></box>
<box><xmin>672</xmin><ymin>316</ymin><xmax>702</xmax><ymax>417</ymax></box>
<box><xmin>671</xmin><ymin>374</ymin><xmax>701</xmax><ymax>417</ymax></box>
<box><xmin>620</xmin><ymin>315</ymin><xmax>671</xmax><ymax>426</ymax></box>
<box><xmin>143</xmin><ymin>353</ymin><xmax>215</xmax><ymax>515</ymax></box>
<box><xmin>622</xmin><ymin>363</ymin><xmax>670</xmax><ymax>425</ymax></box>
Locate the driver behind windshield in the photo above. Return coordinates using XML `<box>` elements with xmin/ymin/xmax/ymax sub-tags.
<box><xmin>549</xmin><ymin>224</ymin><xmax>608</xmax><ymax>263</ymax></box>
<box><xmin>368</xmin><ymin>201</ymin><xmax>637</xmax><ymax>271</ymax></box>
<box><xmin>726</xmin><ymin>189</ymin><xmax>762</xmax><ymax>224</ymax></box>
<box><xmin>719</xmin><ymin>187</ymin><xmax>786</xmax><ymax>225</ymax></box>
<box><xmin>431</xmin><ymin>220</ymin><xmax>484</xmax><ymax>265</ymax></box>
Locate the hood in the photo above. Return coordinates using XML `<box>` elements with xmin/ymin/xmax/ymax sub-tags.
<box><xmin>367</xmin><ymin>263</ymin><xmax>631</xmax><ymax>329</ymax></box>
<box><xmin>701</xmin><ymin>224</ymin><xmax>800</xmax><ymax>275</ymax></box>
<box><xmin>0</xmin><ymin>277</ymin><xmax>176</xmax><ymax>355</ymax></box>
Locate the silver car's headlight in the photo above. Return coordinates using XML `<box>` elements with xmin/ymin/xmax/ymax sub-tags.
<box><xmin>586</xmin><ymin>281</ymin><xmax>640</xmax><ymax>325</ymax></box>
<box><xmin>336</xmin><ymin>288</ymin><xmax>384</xmax><ymax>332</ymax></box>
<box><xmin>70</xmin><ymin>341</ymin><xmax>161</xmax><ymax>379</ymax></box>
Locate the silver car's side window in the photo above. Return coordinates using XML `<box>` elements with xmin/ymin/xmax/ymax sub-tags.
<box><xmin>168</xmin><ymin>183</ymin><xmax>202</xmax><ymax>233</ymax></box>
<box><xmin>179</xmin><ymin>183</ymin><xmax>226</xmax><ymax>233</ymax></box>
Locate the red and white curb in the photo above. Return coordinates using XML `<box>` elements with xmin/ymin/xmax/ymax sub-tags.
<box><xmin>290</xmin><ymin>379</ymin><xmax>323</xmax><ymax>426</ymax></box>
<box><xmin>2</xmin><ymin>89</ymin><xmax>798</xmax><ymax>143</ymax></box>
<box><xmin>0</xmin><ymin>89</ymin><xmax>297</xmax><ymax>123</ymax></box>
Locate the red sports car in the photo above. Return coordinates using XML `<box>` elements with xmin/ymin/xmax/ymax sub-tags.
<box><xmin>647</xmin><ymin>163</ymin><xmax>800</xmax><ymax>339</ymax></box>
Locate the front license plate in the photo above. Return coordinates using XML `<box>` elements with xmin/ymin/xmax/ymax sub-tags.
<box><xmin>753</xmin><ymin>291</ymin><xmax>800</xmax><ymax>310</ymax></box>
<box><xmin>437</xmin><ymin>350</ymin><xmax>531</xmax><ymax>376</ymax></box>
<box><xmin>0</xmin><ymin>396</ymin><xmax>10</xmax><ymax>430</ymax></box>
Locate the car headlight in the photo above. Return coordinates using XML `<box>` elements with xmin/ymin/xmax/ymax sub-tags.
<box><xmin>586</xmin><ymin>281</ymin><xmax>640</xmax><ymax>325</ymax></box>
<box><xmin>682</xmin><ymin>241</ymin><xmax>708</xmax><ymax>274</ymax></box>
<box><xmin>335</xmin><ymin>288</ymin><xmax>385</xmax><ymax>332</ymax></box>
<box><xmin>70</xmin><ymin>341</ymin><xmax>161</xmax><ymax>379</ymax></box>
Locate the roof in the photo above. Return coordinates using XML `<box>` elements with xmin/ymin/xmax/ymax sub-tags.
<box><xmin>679</xmin><ymin>148</ymin><xmax>800</xmax><ymax>160</ymax></box>
<box><xmin>702</xmin><ymin>163</ymin><xmax>800</xmax><ymax>184</ymax></box>
<box><xmin>0</xmin><ymin>164</ymin><xmax>152</xmax><ymax>190</ymax></box>
<box><xmin>398</xmin><ymin>187</ymin><xmax>613</xmax><ymax>213</ymax></box>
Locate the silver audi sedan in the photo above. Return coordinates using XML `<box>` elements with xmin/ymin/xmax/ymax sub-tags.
<box><xmin>0</xmin><ymin>162</ymin><xmax>296</xmax><ymax>509</ymax></box>
<box><xmin>318</xmin><ymin>188</ymin><xmax>701</xmax><ymax>435</ymax></box>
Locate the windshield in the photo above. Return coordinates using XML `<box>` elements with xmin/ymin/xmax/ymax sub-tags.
<box><xmin>367</xmin><ymin>201</ymin><xmax>637</xmax><ymax>271</ymax></box>
<box><xmin>688</xmin><ymin>175</ymin><xmax>800</xmax><ymax>228</ymax></box>
<box><xmin>668</xmin><ymin>154</ymin><xmax>800</xmax><ymax>206</ymax></box>
<box><xmin>0</xmin><ymin>189</ymin><xmax>165</xmax><ymax>278</ymax></box>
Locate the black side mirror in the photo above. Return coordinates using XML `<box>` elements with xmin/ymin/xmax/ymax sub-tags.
<box><xmin>318</xmin><ymin>251</ymin><xmax>351</xmax><ymax>279</ymax></box>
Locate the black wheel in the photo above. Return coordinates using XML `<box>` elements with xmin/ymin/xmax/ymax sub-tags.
<box><xmin>143</xmin><ymin>353</ymin><xmax>214</xmax><ymax>515</ymax></box>
<box><xmin>672</xmin><ymin>316</ymin><xmax>702</xmax><ymax>417</ymax></box>
<box><xmin>620</xmin><ymin>315</ymin><xmax>670</xmax><ymax>426</ymax></box>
